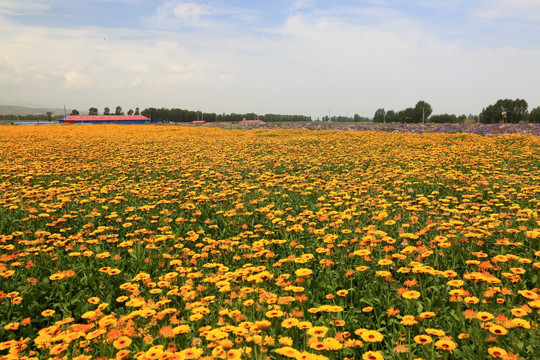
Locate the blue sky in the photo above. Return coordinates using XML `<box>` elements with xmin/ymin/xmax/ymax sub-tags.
<box><xmin>1</xmin><ymin>0</ymin><xmax>539</xmax><ymax>118</ymax></box>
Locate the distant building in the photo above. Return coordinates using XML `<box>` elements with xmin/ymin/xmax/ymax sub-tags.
<box><xmin>59</xmin><ymin>115</ymin><xmax>156</xmax><ymax>125</ymax></box>
<box><xmin>241</xmin><ymin>118</ymin><xmax>264</xmax><ymax>124</ymax></box>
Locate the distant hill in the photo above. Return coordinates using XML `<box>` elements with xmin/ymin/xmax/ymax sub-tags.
<box><xmin>0</xmin><ymin>105</ymin><xmax>87</xmax><ymax>116</ymax></box>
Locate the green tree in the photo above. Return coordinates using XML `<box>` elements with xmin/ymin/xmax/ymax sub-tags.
<box><xmin>373</xmin><ymin>108</ymin><xmax>386</xmax><ymax>123</ymax></box>
<box><xmin>134</xmin><ymin>107</ymin><xmax>140</xmax><ymax>115</ymax></box>
<box><xmin>46</xmin><ymin>111</ymin><xmax>53</xmax><ymax>121</ymax></box>
<box><xmin>104</xmin><ymin>107</ymin><xmax>110</xmax><ymax>115</ymax></box>
<box><xmin>429</xmin><ymin>114</ymin><xmax>457</xmax><ymax>123</ymax></box>
<box><xmin>414</xmin><ymin>101</ymin><xmax>433</xmax><ymax>123</ymax></box>
<box><xmin>385</xmin><ymin>110</ymin><xmax>397</xmax><ymax>123</ymax></box>
<box><xmin>529</xmin><ymin>106</ymin><xmax>540</xmax><ymax>123</ymax></box>
<box><xmin>479</xmin><ymin>99</ymin><xmax>528</xmax><ymax>123</ymax></box>
<box><xmin>89</xmin><ymin>107</ymin><xmax>98</xmax><ymax>115</ymax></box>
<box><xmin>127</xmin><ymin>109</ymin><xmax>134</xmax><ymax>115</ymax></box>
<box><xmin>115</xmin><ymin>106</ymin><xmax>123</xmax><ymax>115</ymax></box>
<box><xmin>70</xmin><ymin>109</ymin><xmax>80</xmax><ymax>115</ymax></box>
<box><xmin>397</xmin><ymin>107</ymin><xmax>415</xmax><ymax>123</ymax></box>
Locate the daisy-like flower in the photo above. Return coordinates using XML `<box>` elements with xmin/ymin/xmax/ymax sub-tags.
<box><xmin>488</xmin><ymin>346</ymin><xmax>507</xmax><ymax>358</ymax></box>
<box><xmin>360</xmin><ymin>330</ymin><xmax>384</xmax><ymax>342</ymax></box>
<box><xmin>401</xmin><ymin>290</ymin><xmax>421</xmax><ymax>299</ymax></box>
<box><xmin>414</xmin><ymin>335</ymin><xmax>433</xmax><ymax>345</ymax></box>
<box><xmin>434</xmin><ymin>339</ymin><xmax>457</xmax><ymax>352</ymax></box>
<box><xmin>362</xmin><ymin>350</ymin><xmax>384</xmax><ymax>360</ymax></box>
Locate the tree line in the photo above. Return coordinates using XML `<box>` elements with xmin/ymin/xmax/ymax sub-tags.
<box><xmin>139</xmin><ymin>108</ymin><xmax>312</xmax><ymax>123</ymax></box>
<box><xmin>373</xmin><ymin>99</ymin><xmax>540</xmax><ymax>123</ymax></box>
<box><xmin>3</xmin><ymin>99</ymin><xmax>540</xmax><ymax>123</ymax></box>
<box><xmin>73</xmin><ymin>106</ymin><xmax>312</xmax><ymax>122</ymax></box>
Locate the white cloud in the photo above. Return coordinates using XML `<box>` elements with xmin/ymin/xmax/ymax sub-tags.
<box><xmin>0</xmin><ymin>0</ymin><xmax>50</xmax><ymax>15</ymax></box>
<box><xmin>154</xmin><ymin>1</ymin><xmax>210</xmax><ymax>21</ymax></box>
<box><xmin>219</xmin><ymin>74</ymin><xmax>236</xmax><ymax>80</ymax></box>
<box><xmin>64</xmin><ymin>70</ymin><xmax>94</xmax><ymax>89</ymax></box>
<box><xmin>471</xmin><ymin>0</ymin><xmax>540</xmax><ymax>21</ymax></box>
<box><xmin>0</xmin><ymin>1</ymin><xmax>539</xmax><ymax>117</ymax></box>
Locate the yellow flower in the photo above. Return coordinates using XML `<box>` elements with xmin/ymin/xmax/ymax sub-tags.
<box><xmin>41</xmin><ymin>309</ymin><xmax>55</xmax><ymax>317</ymax></box>
<box><xmin>434</xmin><ymin>339</ymin><xmax>457</xmax><ymax>352</ymax></box>
<box><xmin>401</xmin><ymin>290</ymin><xmax>420</xmax><ymax>299</ymax></box>
<box><xmin>362</xmin><ymin>351</ymin><xmax>384</xmax><ymax>360</ymax></box>
<box><xmin>476</xmin><ymin>312</ymin><xmax>494</xmax><ymax>321</ymax></box>
<box><xmin>361</xmin><ymin>330</ymin><xmax>384</xmax><ymax>342</ymax></box>
<box><xmin>113</xmin><ymin>336</ymin><xmax>132</xmax><ymax>349</ymax></box>
<box><xmin>414</xmin><ymin>335</ymin><xmax>432</xmax><ymax>345</ymax></box>
<box><xmin>49</xmin><ymin>273</ymin><xmax>65</xmax><ymax>281</ymax></box>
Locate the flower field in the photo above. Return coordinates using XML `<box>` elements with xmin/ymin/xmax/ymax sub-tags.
<box><xmin>0</xmin><ymin>125</ymin><xmax>539</xmax><ymax>360</ymax></box>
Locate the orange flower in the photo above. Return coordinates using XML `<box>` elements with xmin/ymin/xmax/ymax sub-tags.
<box><xmin>488</xmin><ymin>325</ymin><xmax>507</xmax><ymax>336</ymax></box>
<box><xmin>49</xmin><ymin>343</ymin><xmax>69</xmax><ymax>355</ymax></box>
<box><xmin>49</xmin><ymin>273</ymin><xmax>65</xmax><ymax>281</ymax></box>
<box><xmin>362</xmin><ymin>351</ymin><xmax>384</xmax><ymax>360</ymax></box>
<box><xmin>113</xmin><ymin>336</ymin><xmax>132</xmax><ymax>349</ymax></box>
<box><xmin>434</xmin><ymin>339</ymin><xmax>457</xmax><ymax>352</ymax></box>
<box><xmin>159</xmin><ymin>325</ymin><xmax>175</xmax><ymax>338</ymax></box>
<box><xmin>41</xmin><ymin>309</ymin><xmax>55</xmax><ymax>317</ymax></box>
<box><xmin>226</xmin><ymin>349</ymin><xmax>242</xmax><ymax>360</ymax></box>
<box><xmin>401</xmin><ymin>290</ymin><xmax>421</xmax><ymax>299</ymax></box>
<box><xmin>400</xmin><ymin>315</ymin><xmax>418</xmax><ymax>326</ymax></box>
<box><xmin>414</xmin><ymin>335</ymin><xmax>432</xmax><ymax>345</ymax></box>
<box><xmin>361</xmin><ymin>330</ymin><xmax>384</xmax><ymax>343</ymax></box>
<box><xmin>488</xmin><ymin>346</ymin><xmax>507</xmax><ymax>358</ymax></box>
<box><xmin>281</xmin><ymin>318</ymin><xmax>299</xmax><ymax>328</ymax></box>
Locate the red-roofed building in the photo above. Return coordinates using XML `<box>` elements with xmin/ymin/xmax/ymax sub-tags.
<box><xmin>241</xmin><ymin>118</ymin><xmax>264</xmax><ymax>124</ymax></box>
<box><xmin>59</xmin><ymin>115</ymin><xmax>156</xmax><ymax>124</ymax></box>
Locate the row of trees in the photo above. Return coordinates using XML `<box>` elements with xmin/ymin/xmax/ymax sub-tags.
<box><xmin>80</xmin><ymin>106</ymin><xmax>140</xmax><ymax>116</ymax></box>
<box><xmin>0</xmin><ymin>113</ymin><xmax>58</xmax><ymax>121</ymax></box>
<box><xmin>3</xmin><ymin>100</ymin><xmax>540</xmax><ymax>123</ymax></box>
<box><xmin>373</xmin><ymin>101</ymin><xmax>433</xmax><ymax>123</ymax></box>
<box><xmin>139</xmin><ymin>108</ymin><xmax>312</xmax><ymax>122</ymax></box>
<box><xmin>320</xmin><ymin>114</ymin><xmax>371</xmax><ymax>122</ymax></box>
<box><xmin>373</xmin><ymin>99</ymin><xmax>540</xmax><ymax>124</ymax></box>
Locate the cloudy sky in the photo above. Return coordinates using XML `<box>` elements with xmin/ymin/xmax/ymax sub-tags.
<box><xmin>1</xmin><ymin>0</ymin><xmax>539</xmax><ymax>118</ymax></box>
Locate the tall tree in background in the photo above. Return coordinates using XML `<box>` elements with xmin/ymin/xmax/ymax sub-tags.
<box><xmin>414</xmin><ymin>101</ymin><xmax>433</xmax><ymax>123</ymax></box>
<box><xmin>127</xmin><ymin>109</ymin><xmax>134</xmax><ymax>115</ymax></box>
<box><xmin>70</xmin><ymin>109</ymin><xmax>80</xmax><ymax>115</ymax></box>
<box><xmin>134</xmin><ymin>107</ymin><xmax>140</xmax><ymax>115</ymax></box>
<box><xmin>115</xmin><ymin>106</ymin><xmax>124</xmax><ymax>115</ymax></box>
<box><xmin>104</xmin><ymin>107</ymin><xmax>110</xmax><ymax>115</ymax></box>
<box><xmin>373</xmin><ymin>108</ymin><xmax>386</xmax><ymax>123</ymax></box>
<box><xmin>89</xmin><ymin>107</ymin><xmax>98</xmax><ymax>115</ymax></box>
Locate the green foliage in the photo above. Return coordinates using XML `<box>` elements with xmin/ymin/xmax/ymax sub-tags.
<box><xmin>479</xmin><ymin>99</ymin><xmax>528</xmax><ymax>123</ymax></box>
<box><xmin>140</xmin><ymin>107</ymin><xmax>314</xmax><ymax>122</ymax></box>
<box><xmin>429</xmin><ymin>114</ymin><xmax>458</xmax><ymax>123</ymax></box>
<box><xmin>377</xmin><ymin>100</ymin><xmax>432</xmax><ymax>123</ymax></box>
<box><xmin>373</xmin><ymin>108</ymin><xmax>386</xmax><ymax>123</ymax></box>
<box><xmin>413</xmin><ymin>100</ymin><xmax>433</xmax><ymax>123</ymax></box>
<box><xmin>529</xmin><ymin>106</ymin><xmax>540</xmax><ymax>123</ymax></box>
